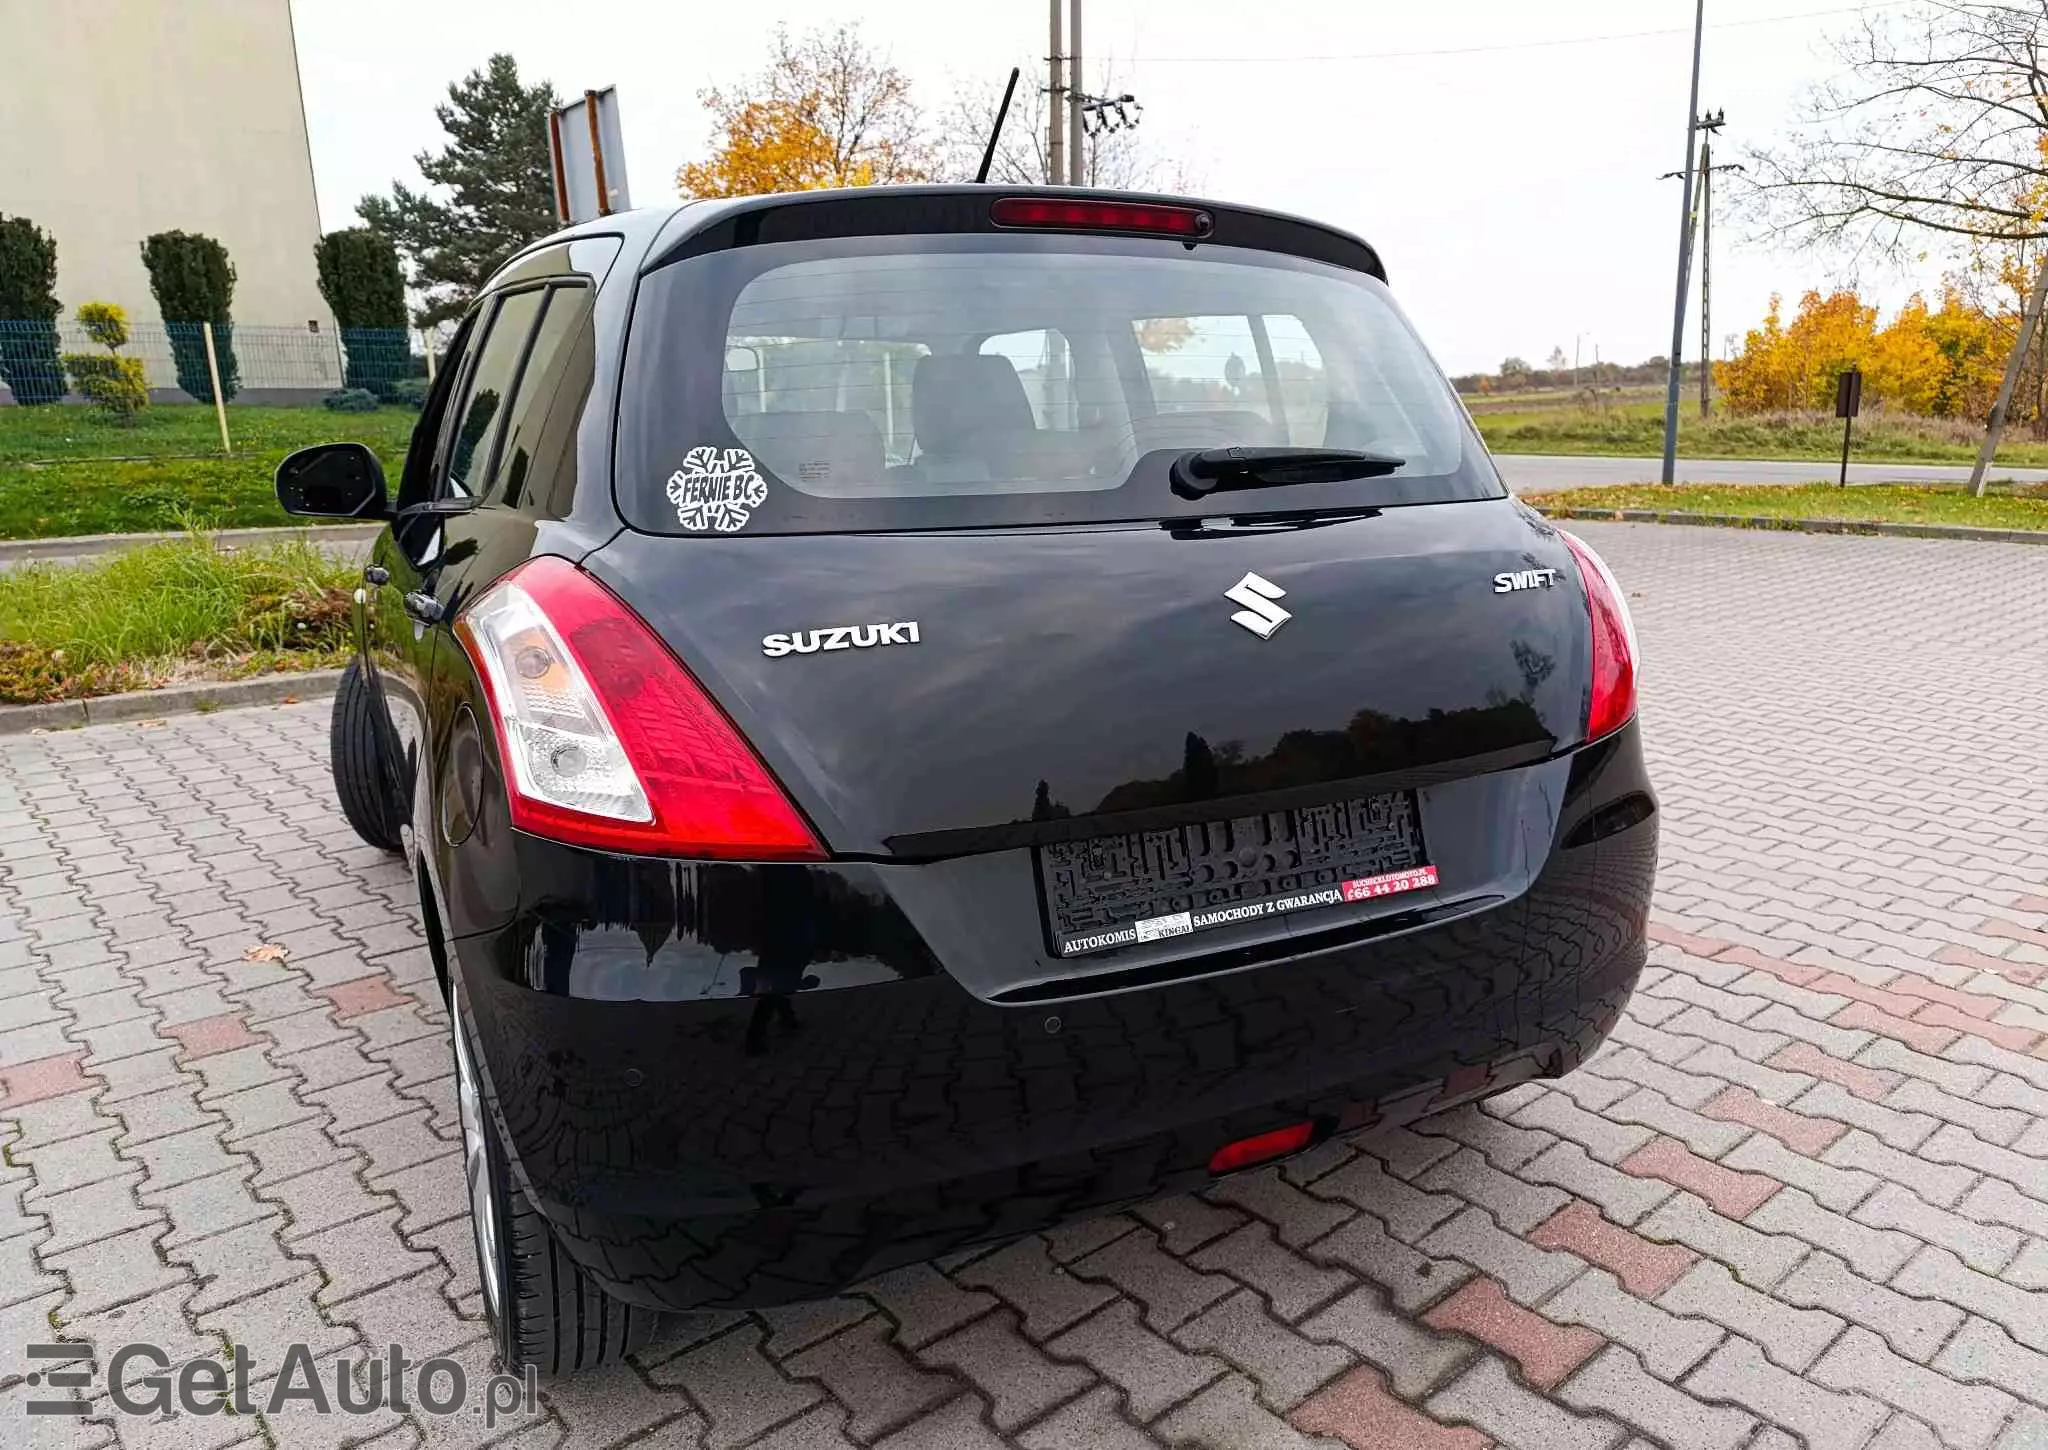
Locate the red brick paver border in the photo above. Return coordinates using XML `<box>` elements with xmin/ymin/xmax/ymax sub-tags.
<box><xmin>1422</xmin><ymin>1278</ymin><xmax>1602</xmax><ymax>1390</ymax></box>
<box><xmin>1700</xmin><ymin>1085</ymin><xmax>1845</xmax><ymax>1156</ymax></box>
<box><xmin>0</xmin><ymin>1049</ymin><xmax>100</xmax><ymax>1107</ymax></box>
<box><xmin>1291</xmin><ymin>1366</ymin><xmax>1493</xmax><ymax>1449</ymax></box>
<box><xmin>1618</xmin><ymin>1138</ymin><xmax>1781</xmax><ymax>1219</ymax></box>
<box><xmin>1527</xmin><ymin>1200</ymin><xmax>1699</xmax><ymax>1297</ymax></box>
<box><xmin>315</xmin><ymin>974</ymin><xmax>416</xmax><ymax>1021</ymax></box>
<box><xmin>161</xmin><ymin>1011</ymin><xmax>267</xmax><ymax>1061</ymax></box>
<box><xmin>1765</xmin><ymin>1043</ymin><xmax>1899</xmax><ymax>1101</ymax></box>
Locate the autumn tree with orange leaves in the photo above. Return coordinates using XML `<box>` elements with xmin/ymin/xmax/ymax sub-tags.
<box><xmin>1717</xmin><ymin>288</ymin><xmax>2005</xmax><ymax>420</ymax></box>
<box><xmin>676</xmin><ymin>24</ymin><xmax>929</xmax><ymax>198</ymax></box>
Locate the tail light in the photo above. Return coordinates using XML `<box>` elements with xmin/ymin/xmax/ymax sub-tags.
<box><xmin>454</xmin><ymin>557</ymin><xmax>823</xmax><ymax>860</ymax></box>
<box><xmin>1558</xmin><ymin>530</ymin><xmax>1639</xmax><ymax>742</ymax></box>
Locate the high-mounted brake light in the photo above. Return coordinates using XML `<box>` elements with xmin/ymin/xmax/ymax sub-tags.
<box><xmin>1209</xmin><ymin>1122</ymin><xmax>1316</xmax><ymax>1176</ymax></box>
<box><xmin>1558</xmin><ymin>530</ymin><xmax>1640</xmax><ymax>743</ymax></box>
<box><xmin>455</xmin><ymin>557</ymin><xmax>823</xmax><ymax>860</ymax></box>
<box><xmin>990</xmin><ymin>196</ymin><xmax>1214</xmax><ymax>237</ymax></box>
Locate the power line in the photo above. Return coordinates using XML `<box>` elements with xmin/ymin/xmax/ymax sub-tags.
<box><xmin>1120</xmin><ymin>1</ymin><xmax>1914</xmax><ymax>66</ymax></box>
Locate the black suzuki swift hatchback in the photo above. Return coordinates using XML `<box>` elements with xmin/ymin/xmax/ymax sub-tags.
<box><xmin>278</xmin><ymin>186</ymin><xmax>1655</xmax><ymax>1375</ymax></box>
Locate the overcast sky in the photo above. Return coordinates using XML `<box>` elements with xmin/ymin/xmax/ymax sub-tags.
<box><xmin>289</xmin><ymin>0</ymin><xmax>1943</xmax><ymax>375</ymax></box>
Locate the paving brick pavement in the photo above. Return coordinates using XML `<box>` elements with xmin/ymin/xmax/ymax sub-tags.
<box><xmin>2</xmin><ymin>521</ymin><xmax>2046</xmax><ymax>1448</ymax></box>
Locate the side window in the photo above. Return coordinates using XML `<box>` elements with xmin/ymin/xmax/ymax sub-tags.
<box><xmin>492</xmin><ymin>285</ymin><xmax>589</xmax><ymax>511</ymax></box>
<box><xmin>440</xmin><ymin>288</ymin><xmax>545</xmax><ymax>500</ymax></box>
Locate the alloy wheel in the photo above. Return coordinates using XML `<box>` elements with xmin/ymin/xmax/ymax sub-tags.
<box><xmin>450</xmin><ymin>984</ymin><xmax>504</xmax><ymax>1321</ymax></box>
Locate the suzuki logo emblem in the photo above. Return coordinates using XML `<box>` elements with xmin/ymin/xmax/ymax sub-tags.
<box><xmin>1224</xmin><ymin>572</ymin><xmax>1291</xmax><ymax>639</ymax></box>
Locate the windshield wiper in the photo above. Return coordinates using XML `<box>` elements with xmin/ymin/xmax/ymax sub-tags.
<box><xmin>1170</xmin><ymin>446</ymin><xmax>1407</xmax><ymax>499</ymax></box>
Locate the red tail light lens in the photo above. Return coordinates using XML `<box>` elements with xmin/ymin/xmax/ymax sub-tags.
<box><xmin>1208</xmin><ymin>1122</ymin><xmax>1315</xmax><ymax>1176</ymax></box>
<box><xmin>1559</xmin><ymin>530</ymin><xmax>1639</xmax><ymax>742</ymax></box>
<box><xmin>990</xmin><ymin>197</ymin><xmax>1214</xmax><ymax>237</ymax></box>
<box><xmin>455</xmin><ymin>556</ymin><xmax>823</xmax><ymax>860</ymax></box>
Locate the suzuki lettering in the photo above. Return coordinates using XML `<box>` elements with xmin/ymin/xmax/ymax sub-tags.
<box><xmin>1224</xmin><ymin>572</ymin><xmax>1292</xmax><ymax>639</ymax></box>
<box><xmin>762</xmin><ymin>621</ymin><xmax>921</xmax><ymax>658</ymax></box>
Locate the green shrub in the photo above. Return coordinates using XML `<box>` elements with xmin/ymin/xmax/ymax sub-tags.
<box><xmin>391</xmin><ymin>377</ymin><xmax>430</xmax><ymax>409</ymax></box>
<box><xmin>62</xmin><ymin>355</ymin><xmax>150</xmax><ymax>420</ymax></box>
<box><xmin>75</xmin><ymin>300</ymin><xmax>130</xmax><ymax>351</ymax></box>
<box><xmin>61</xmin><ymin>300</ymin><xmax>149</xmax><ymax>421</ymax></box>
<box><xmin>314</xmin><ymin>228</ymin><xmax>407</xmax><ymax>327</ymax></box>
<box><xmin>141</xmin><ymin>231</ymin><xmax>239</xmax><ymax>403</ymax></box>
<box><xmin>316</xmin><ymin>228</ymin><xmax>412</xmax><ymax>395</ymax></box>
<box><xmin>0</xmin><ymin>214</ymin><xmax>64</xmax><ymax>405</ymax></box>
<box><xmin>322</xmin><ymin>387</ymin><xmax>380</xmax><ymax>413</ymax></box>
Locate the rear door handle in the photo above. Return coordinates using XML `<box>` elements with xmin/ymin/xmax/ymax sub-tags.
<box><xmin>402</xmin><ymin>592</ymin><xmax>444</xmax><ymax>625</ymax></box>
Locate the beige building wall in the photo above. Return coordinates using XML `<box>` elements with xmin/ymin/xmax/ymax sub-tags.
<box><xmin>0</xmin><ymin>0</ymin><xmax>338</xmax><ymax>391</ymax></box>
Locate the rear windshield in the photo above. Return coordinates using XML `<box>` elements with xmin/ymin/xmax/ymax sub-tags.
<box><xmin>616</xmin><ymin>232</ymin><xmax>1502</xmax><ymax>535</ymax></box>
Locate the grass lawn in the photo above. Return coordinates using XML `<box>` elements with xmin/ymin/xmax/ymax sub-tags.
<box><xmin>0</xmin><ymin>404</ymin><xmax>416</xmax><ymax>540</ymax></box>
<box><xmin>1524</xmin><ymin>481</ymin><xmax>2048</xmax><ymax>532</ymax></box>
<box><xmin>0</xmin><ymin>534</ymin><xmax>357</xmax><ymax>703</ymax></box>
<box><xmin>1474</xmin><ymin>401</ymin><xmax>2048</xmax><ymax>467</ymax></box>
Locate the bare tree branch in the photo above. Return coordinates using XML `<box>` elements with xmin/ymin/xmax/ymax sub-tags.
<box><xmin>1740</xmin><ymin>0</ymin><xmax>2048</xmax><ymax>258</ymax></box>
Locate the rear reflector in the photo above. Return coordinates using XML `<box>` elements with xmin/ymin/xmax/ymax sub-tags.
<box><xmin>1558</xmin><ymin>529</ymin><xmax>1640</xmax><ymax>743</ymax></box>
<box><xmin>455</xmin><ymin>557</ymin><xmax>824</xmax><ymax>860</ymax></box>
<box><xmin>1208</xmin><ymin>1122</ymin><xmax>1315</xmax><ymax>1176</ymax></box>
<box><xmin>990</xmin><ymin>196</ymin><xmax>1214</xmax><ymax>237</ymax></box>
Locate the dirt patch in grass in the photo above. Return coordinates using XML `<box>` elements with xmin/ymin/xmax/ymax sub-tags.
<box><xmin>0</xmin><ymin>534</ymin><xmax>357</xmax><ymax>703</ymax></box>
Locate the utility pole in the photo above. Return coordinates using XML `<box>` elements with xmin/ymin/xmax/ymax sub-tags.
<box><xmin>1699</xmin><ymin>120</ymin><xmax>1716</xmax><ymax>417</ymax></box>
<box><xmin>1659</xmin><ymin>0</ymin><xmax>1707</xmax><ymax>485</ymax></box>
<box><xmin>1068</xmin><ymin>0</ymin><xmax>1085</xmax><ymax>185</ymax></box>
<box><xmin>1047</xmin><ymin>0</ymin><xmax>1064</xmax><ymax>186</ymax></box>
<box><xmin>1662</xmin><ymin>113</ymin><xmax>1743</xmax><ymax>418</ymax></box>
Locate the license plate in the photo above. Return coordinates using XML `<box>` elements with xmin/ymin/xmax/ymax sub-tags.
<box><xmin>1040</xmin><ymin>793</ymin><xmax>1432</xmax><ymax>957</ymax></box>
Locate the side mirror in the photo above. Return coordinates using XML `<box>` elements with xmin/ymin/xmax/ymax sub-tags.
<box><xmin>725</xmin><ymin>345</ymin><xmax>761</xmax><ymax>374</ymax></box>
<box><xmin>276</xmin><ymin>443</ymin><xmax>389</xmax><ymax>519</ymax></box>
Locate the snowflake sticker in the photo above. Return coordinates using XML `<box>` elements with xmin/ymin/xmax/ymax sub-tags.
<box><xmin>667</xmin><ymin>447</ymin><xmax>768</xmax><ymax>532</ymax></box>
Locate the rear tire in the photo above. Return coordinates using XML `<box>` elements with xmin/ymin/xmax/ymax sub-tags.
<box><xmin>330</xmin><ymin>659</ymin><xmax>401</xmax><ymax>853</ymax></box>
<box><xmin>452</xmin><ymin>975</ymin><xmax>654</xmax><ymax>1375</ymax></box>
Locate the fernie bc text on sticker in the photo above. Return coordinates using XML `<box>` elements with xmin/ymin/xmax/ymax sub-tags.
<box><xmin>667</xmin><ymin>447</ymin><xmax>768</xmax><ymax>532</ymax></box>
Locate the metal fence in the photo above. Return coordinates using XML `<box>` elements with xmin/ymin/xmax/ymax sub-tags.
<box><xmin>0</xmin><ymin>320</ymin><xmax>430</xmax><ymax>404</ymax></box>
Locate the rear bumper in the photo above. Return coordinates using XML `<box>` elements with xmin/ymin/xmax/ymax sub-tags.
<box><xmin>448</xmin><ymin>724</ymin><xmax>1656</xmax><ymax>1311</ymax></box>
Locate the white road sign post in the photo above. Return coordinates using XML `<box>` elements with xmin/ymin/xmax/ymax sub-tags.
<box><xmin>549</xmin><ymin>87</ymin><xmax>631</xmax><ymax>223</ymax></box>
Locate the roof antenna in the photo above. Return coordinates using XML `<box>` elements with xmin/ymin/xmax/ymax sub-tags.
<box><xmin>975</xmin><ymin>68</ymin><xmax>1022</xmax><ymax>184</ymax></box>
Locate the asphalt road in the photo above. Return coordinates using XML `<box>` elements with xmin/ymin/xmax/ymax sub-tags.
<box><xmin>1495</xmin><ymin>452</ymin><xmax>2048</xmax><ymax>491</ymax></box>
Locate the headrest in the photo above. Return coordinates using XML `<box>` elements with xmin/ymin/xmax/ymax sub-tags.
<box><xmin>912</xmin><ymin>353</ymin><xmax>1035</xmax><ymax>457</ymax></box>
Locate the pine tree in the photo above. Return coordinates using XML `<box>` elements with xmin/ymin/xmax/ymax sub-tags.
<box><xmin>359</xmin><ymin>55</ymin><xmax>560</xmax><ymax>327</ymax></box>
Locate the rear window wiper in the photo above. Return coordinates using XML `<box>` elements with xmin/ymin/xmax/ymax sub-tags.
<box><xmin>1170</xmin><ymin>446</ymin><xmax>1407</xmax><ymax>499</ymax></box>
